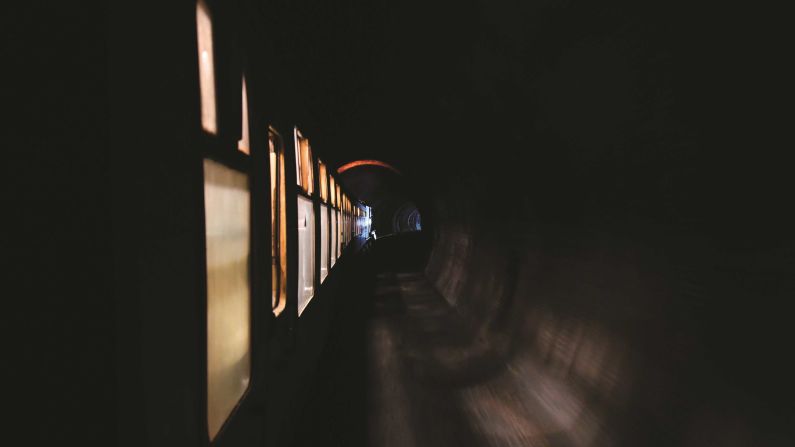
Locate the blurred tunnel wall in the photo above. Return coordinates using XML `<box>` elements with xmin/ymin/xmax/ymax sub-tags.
<box><xmin>422</xmin><ymin>162</ymin><xmax>793</xmax><ymax>445</ymax></box>
<box><xmin>413</xmin><ymin>16</ymin><xmax>794</xmax><ymax>442</ymax></box>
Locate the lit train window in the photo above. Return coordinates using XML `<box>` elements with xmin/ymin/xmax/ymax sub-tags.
<box><xmin>269</xmin><ymin>128</ymin><xmax>287</xmax><ymax>316</ymax></box>
<box><xmin>237</xmin><ymin>77</ymin><xmax>250</xmax><ymax>154</ymax></box>
<box><xmin>336</xmin><ymin>209</ymin><xmax>342</xmax><ymax>257</ymax></box>
<box><xmin>340</xmin><ymin>207</ymin><xmax>344</xmax><ymax>249</ymax></box>
<box><xmin>203</xmin><ymin>159</ymin><xmax>251</xmax><ymax>440</ymax></box>
<box><xmin>320</xmin><ymin>204</ymin><xmax>329</xmax><ymax>282</ymax></box>
<box><xmin>318</xmin><ymin>161</ymin><xmax>328</xmax><ymax>202</ymax></box>
<box><xmin>196</xmin><ymin>0</ymin><xmax>217</xmax><ymax>134</ymax></box>
<box><xmin>294</xmin><ymin>128</ymin><xmax>313</xmax><ymax>195</ymax></box>
<box><xmin>335</xmin><ymin>185</ymin><xmax>341</xmax><ymax>215</ymax></box>
<box><xmin>297</xmin><ymin>195</ymin><xmax>315</xmax><ymax>316</ymax></box>
<box><xmin>330</xmin><ymin>209</ymin><xmax>337</xmax><ymax>267</ymax></box>
<box><xmin>341</xmin><ymin>197</ymin><xmax>345</xmax><ymax>247</ymax></box>
<box><xmin>342</xmin><ymin>195</ymin><xmax>348</xmax><ymax>245</ymax></box>
<box><xmin>329</xmin><ymin>176</ymin><xmax>336</xmax><ymax>207</ymax></box>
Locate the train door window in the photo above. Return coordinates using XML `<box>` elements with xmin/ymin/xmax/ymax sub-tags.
<box><xmin>294</xmin><ymin>128</ymin><xmax>315</xmax><ymax>316</ymax></box>
<box><xmin>342</xmin><ymin>196</ymin><xmax>348</xmax><ymax>246</ymax></box>
<box><xmin>330</xmin><ymin>208</ymin><xmax>337</xmax><ymax>267</ymax></box>
<box><xmin>203</xmin><ymin>159</ymin><xmax>251</xmax><ymax>440</ymax></box>
<box><xmin>347</xmin><ymin>200</ymin><xmax>351</xmax><ymax>244</ymax></box>
<box><xmin>318</xmin><ymin>162</ymin><xmax>328</xmax><ymax>202</ymax></box>
<box><xmin>196</xmin><ymin>0</ymin><xmax>217</xmax><ymax>134</ymax></box>
<box><xmin>237</xmin><ymin>77</ymin><xmax>250</xmax><ymax>154</ymax></box>
<box><xmin>318</xmin><ymin>161</ymin><xmax>329</xmax><ymax>281</ymax></box>
<box><xmin>320</xmin><ymin>204</ymin><xmax>329</xmax><ymax>282</ymax></box>
<box><xmin>294</xmin><ymin>129</ymin><xmax>313</xmax><ymax>195</ymax></box>
<box><xmin>341</xmin><ymin>199</ymin><xmax>345</xmax><ymax>248</ymax></box>
<box><xmin>297</xmin><ymin>195</ymin><xmax>315</xmax><ymax>316</ymax></box>
<box><xmin>329</xmin><ymin>176</ymin><xmax>336</xmax><ymax>207</ymax></box>
<box><xmin>336</xmin><ymin>209</ymin><xmax>342</xmax><ymax>257</ymax></box>
<box><xmin>269</xmin><ymin>128</ymin><xmax>287</xmax><ymax>316</ymax></box>
<box><xmin>337</xmin><ymin>211</ymin><xmax>345</xmax><ymax>256</ymax></box>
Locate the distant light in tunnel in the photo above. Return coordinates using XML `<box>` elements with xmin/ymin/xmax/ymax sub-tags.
<box><xmin>337</xmin><ymin>159</ymin><xmax>402</xmax><ymax>175</ymax></box>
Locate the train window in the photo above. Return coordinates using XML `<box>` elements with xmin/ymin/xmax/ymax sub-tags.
<box><xmin>335</xmin><ymin>185</ymin><xmax>341</xmax><ymax>214</ymax></box>
<box><xmin>336</xmin><ymin>209</ymin><xmax>342</xmax><ymax>257</ymax></box>
<box><xmin>320</xmin><ymin>205</ymin><xmax>329</xmax><ymax>282</ymax></box>
<box><xmin>330</xmin><ymin>209</ymin><xmax>337</xmax><ymax>267</ymax></box>
<box><xmin>297</xmin><ymin>195</ymin><xmax>315</xmax><ymax>316</ymax></box>
<box><xmin>318</xmin><ymin>161</ymin><xmax>328</xmax><ymax>202</ymax></box>
<box><xmin>294</xmin><ymin>129</ymin><xmax>314</xmax><ymax>195</ymax></box>
<box><xmin>237</xmin><ymin>77</ymin><xmax>250</xmax><ymax>154</ymax></box>
<box><xmin>342</xmin><ymin>196</ymin><xmax>348</xmax><ymax>245</ymax></box>
<box><xmin>196</xmin><ymin>0</ymin><xmax>217</xmax><ymax>135</ymax></box>
<box><xmin>269</xmin><ymin>129</ymin><xmax>287</xmax><ymax>316</ymax></box>
<box><xmin>329</xmin><ymin>176</ymin><xmax>336</xmax><ymax>207</ymax></box>
<box><xmin>203</xmin><ymin>159</ymin><xmax>251</xmax><ymax>440</ymax></box>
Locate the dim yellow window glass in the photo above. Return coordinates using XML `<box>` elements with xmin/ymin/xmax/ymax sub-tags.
<box><xmin>293</xmin><ymin>129</ymin><xmax>314</xmax><ymax>194</ymax></box>
<box><xmin>237</xmin><ymin>77</ymin><xmax>250</xmax><ymax>154</ymax></box>
<box><xmin>269</xmin><ymin>130</ymin><xmax>287</xmax><ymax>316</ymax></box>
<box><xmin>320</xmin><ymin>205</ymin><xmax>329</xmax><ymax>282</ymax></box>
<box><xmin>334</xmin><ymin>211</ymin><xmax>345</xmax><ymax>257</ymax></box>
<box><xmin>330</xmin><ymin>210</ymin><xmax>337</xmax><ymax>267</ymax></box>
<box><xmin>297</xmin><ymin>195</ymin><xmax>315</xmax><ymax>315</ymax></box>
<box><xmin>318</xmin><ymin>162</ymin><xmax>328</xmax><ymax>202</ymax></box>
<box><xmin>203</xmin><ymin>159</ymin><xmax>251</xmax><ymax>440</ymax></box>
<box><xmin>329</xmin><ymin>176</ymin><xmax>336</xmax><ymax>207</ymax></box>
<box><xmin>196</xmin><ymin>0</ymin><xmax>217</xmax><ymax>134</ymax></box>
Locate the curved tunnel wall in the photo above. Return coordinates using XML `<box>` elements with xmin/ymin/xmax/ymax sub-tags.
<box><xmin>423</xmin><ymin>178</ymin><xmax>792</xmax><ymax>445</ymax></box>
<box><xmin>415</xmin><ymin>28</ymin><xmax>795</xmax><ymax>439</ymax></box>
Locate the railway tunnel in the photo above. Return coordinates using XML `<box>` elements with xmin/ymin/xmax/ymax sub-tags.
<box><xmin>11</xmin><ymin>0</ymin><xmax>793</xmax><ymax>446</ymax></box>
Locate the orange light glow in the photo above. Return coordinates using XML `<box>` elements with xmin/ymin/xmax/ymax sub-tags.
<box><xmin>196</xmin><ymin>0</ymin><xmax>217</xmax><ymax>134</ymax></box>
<box><xmin>337</xmin><ymin>159</ymin><xmax>401</xmax><ymax>175</ymax></box>
<box><xmin>203</xmin><ymin>158</ymin><xmax>250</xmax><ymax>440</ymax></box>
<box><xmin>237</xmin><ymin>76</ymin><xmax>249</xmax><ymax>154</ymax></box>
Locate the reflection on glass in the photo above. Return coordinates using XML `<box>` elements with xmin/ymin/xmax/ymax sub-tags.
<box><xmin>318</xmin><ymin>162</ymin><xmax>328</xmax><ymax>202</ymax></box>
<box><xmin>203</xmin><ymin>159</ymin><xmax>250</xmax><ymax>440</ymax></box>
<box><xmin>294</xmin><ymin>129</ymin><xmax>314</xmax><ymax>194</ymax></box>
<box><xmin>337</xmin><ymin>210</ymin><xmax>342</xmax><ymax>257</ymax></box>
<box><xmin>294</xmin><ymin>129</ymin><xmax>302</xmax><ymax>186</ymax></box>
<box><xmin>238</xmin><ymin>77</ymin><xmax>249</xmax><ymax>154</ymax></box>
<box><xmin>196</xmin><ymin>0</ymin><xmax>217</xmax><ymax>134</ymax></box>
<box><xmin>269</xmin><ymin>130</ymin><xmax>287</xmax><ymax>316</ymax></box>
<box><xmin>329</xmin><ymin>176</ymin><xmax>336</xmax><ymax>207</ymax></box>
<box><xmin>297</xmin><ymin>195</ymin><xmax>315</xmax><ymax>316</ymax></box>
<box><xmin>330</xmin><ymin>210</ymin><xmax>337</xmax><ymax>267</ymax></box>
<box><xmin>320</xmin><ymin>205</ymin><xmax>329</xmax><ymax>282</ymax></box>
